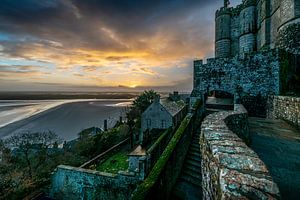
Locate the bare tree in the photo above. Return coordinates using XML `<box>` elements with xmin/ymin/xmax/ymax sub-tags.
<box><xmin>5</xmin><ymin>131</ymin><xmax>60</xmax><ymax>178</ymax></box>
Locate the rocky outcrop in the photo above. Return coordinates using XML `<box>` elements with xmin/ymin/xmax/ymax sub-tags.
<box><xmin>200</xmin><ymin>104</ymin><xmax>280</xmax><ymax>199</ymax></box>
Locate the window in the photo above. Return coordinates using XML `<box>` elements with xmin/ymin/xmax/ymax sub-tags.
<box><xmin>146</xmin><ymin>119</ymin><xmax>151</xmax><ymax>128</ymax></box>
<box><xmin>161</xmin><ymin>120</ymin><xmax>166</xmax><ymax>129</ymax></box>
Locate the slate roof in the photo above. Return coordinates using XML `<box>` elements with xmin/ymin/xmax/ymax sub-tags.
<box><xmin>160</xmin><ymin>98</ymin><xmax>186</xmax><ymax>117</ymax></box>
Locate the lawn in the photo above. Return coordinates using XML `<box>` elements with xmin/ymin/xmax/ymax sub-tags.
<box><xmin>96</xmin><ymin>151</ymin><xmax>129</xmax><ymax>174</ymax></box>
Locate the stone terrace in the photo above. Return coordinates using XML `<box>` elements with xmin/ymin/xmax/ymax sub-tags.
<box><xmin>249</xmin><ymin>117</ymin><xmax>300</xmax><ymax>199</ymax></box>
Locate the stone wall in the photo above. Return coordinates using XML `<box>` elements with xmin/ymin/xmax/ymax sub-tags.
<box><xmin>215</xmin><ymin>0</ymin><xmax>299</xmax><ymax>57</ymax></box>
<box><xmin>276</xmin><ymin>23</ymin><xmax>300</xmax><ymax>55</ymax></box>
<box><xmin>193</xmin><ymin>49</ymin><xmax>280</xmax><ymax>98</ymax></box>
<box><xmin>50</xmin><ymin>165</ymin><xmax>139</xmax><ymax>200</ymax></box>
<box><xmin>200</xmin><ymin>104</ymin><xmax>280</xmax><ymax>199</ymax></box>
<box><xmin>267</xmin><ymin>95</ymin><xmax>300</xmax><ymax>128</ymax></box>
<box><xmin>132</xmin><ymin>106</ymin><xmax>205</xmax><ymax>199</ymax></box>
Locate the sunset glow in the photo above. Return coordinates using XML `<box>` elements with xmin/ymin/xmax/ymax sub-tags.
<box><xmin>0</xmin><ymin>0</ymin><xmax>241</xmax><ymax>92</ymax></box>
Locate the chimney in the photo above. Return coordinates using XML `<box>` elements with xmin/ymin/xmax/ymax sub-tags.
<box><xmin>154</xmin><ymin>95</ymin><xmax>160</xmax><ymax>103</ymax></box>
<box><xmin>104</xmin><ymin>119</ymin><xmax>108</xmax><ymax>131</ymax></box>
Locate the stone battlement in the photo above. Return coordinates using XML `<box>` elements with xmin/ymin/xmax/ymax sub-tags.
<box><xmin>200</xmin><ymin>104</ymin><xmax>280</xmax><ymax>199</ymax></box>
<box><xmin>193</xmin><ymin>49</ymin><xmax>281</xmax><ymax>99</ymax></box>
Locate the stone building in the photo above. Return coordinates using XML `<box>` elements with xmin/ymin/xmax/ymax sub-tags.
<box><xmin>141</xmin><ymin>97</ymin><xmax>187</xmax><ymax>133</ymax></box>
<box><xmin>191</xmin><ymin>0</ymin><xmax>300</xmax><ymax>108</ymax></box>
<box><xmin>215</xmin><ymin>0</ymin><xmax>300</xmax><ymax>58</ymax></box>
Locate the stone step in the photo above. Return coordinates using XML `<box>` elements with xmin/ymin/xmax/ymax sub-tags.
<box><xmin>193</xmin><ymin>132</ymin><xmax>201</xmax><ymax>136</ymax></box>
<box><xmin>191</xmin><ymin>141</ymin><xmax>200</xmax><ymax>147</ymax></box>
<box><xmin>186</xmin><ymin>159</ymin><xmax>201</xmax><ymax>168</ymax></box>
<box><xmin>194</xmin><ymin>133</ymin><xmax>201</xmax><ymax>137</ymax></box>
<box><xmin>180</xmin><ymin>173</ymin><xmax>202</xmax><ymax>187</ymax></box>
<box><xmin>187</xmin><ymin>154</ymin><xmax>201</xmax><ymax>162</ymax></box>
<box><xmin>183</xmin><ymin>168</ymin><xmax>202</xmax><ymax>180</ymax></box>
<box><xmin>190</xmin><ymin>145</ymin><xmax>200</xmax><ymax>153</ymax></box>
<box><xmin>184</xmin><ymin>164</ymin><xmax>202</xmax><ymax>176</ymax></box>
<box><xmin>171</xmin><ymin>180</ymin><xmax>203</xmax><ymax>200</ymax></box>
<box><xmin>189</xmin><ymin>150</ymin><xmax>201</xmax><ymax>157</ymax></box>
<box><xmin>191</xmin><ymin>143</ymin><xmax>200</xmax><ymax>149</ymax></box>
<box><xmin>191</xmin><ymin>140</ymin><xmax>200</xmax><ymax>145</ymax></box>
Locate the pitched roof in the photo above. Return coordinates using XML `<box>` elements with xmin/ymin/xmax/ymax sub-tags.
<box><xmin>160</xmin><ymin>98</ymin><xmax>186</xmax><ymax>117</ymax></box>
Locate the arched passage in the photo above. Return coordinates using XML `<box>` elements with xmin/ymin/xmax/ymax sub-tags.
<box><xmin>204</xmin><ymin>90</ymin><xmax>234</xmax><ymax>111</ymax></box>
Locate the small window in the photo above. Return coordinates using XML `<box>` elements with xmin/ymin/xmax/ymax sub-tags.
<box><xmin>161</xmin><ymin>120</ymin><xmax>166</xmax><ymax>129</ymax></box>
<box><xmin>146</xmin><ymin>119</ymin><xmax>151</xmax><ymax>128</ymax></box>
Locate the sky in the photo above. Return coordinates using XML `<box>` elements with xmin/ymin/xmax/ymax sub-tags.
<box><xmin>0</xmin><ymin>0</ymin><xmax>241</xmax><ymax>92</ymax></box>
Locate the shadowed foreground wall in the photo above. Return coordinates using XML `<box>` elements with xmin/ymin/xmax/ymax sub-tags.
<box><xmin>50</xmin><ymin>165</ymin><xmax>139</xmax><ymax>200</ymax></box>
<box><xmin>200</xmin><ymin>104</ymin><xmax>280</xmax><ymax>199</ymax></box>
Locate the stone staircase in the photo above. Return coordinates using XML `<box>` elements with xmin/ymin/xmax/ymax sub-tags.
<box><xmin>172</xmin><ymin>130</ymin><xmax>202</xmax><ymax>200</ymax></box>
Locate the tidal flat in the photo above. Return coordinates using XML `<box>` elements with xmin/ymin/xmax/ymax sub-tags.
<box><xmin>0</xmin><ymin>99</ymin><xmax>132</xmax><ymax>141</ymax></box>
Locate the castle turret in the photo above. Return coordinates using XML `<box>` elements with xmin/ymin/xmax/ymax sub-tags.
<box><xmin>239</xmin><ymin>0</ymin><xmax>257</xmax><ymax>55</ymax></box>
<box><xmin>256</xmin><ymin>0</ymin><xmax>271</xmax><ymax>49</ymax></box>
<box><xmin>215</xmin><ymin>5</ymin><xmax>232</xmax><ymax>58</ymax></box>
<box><xmin>276</xmin><ymin>0</ymin><xmax>300</xmax><ymax>54</ymax></box>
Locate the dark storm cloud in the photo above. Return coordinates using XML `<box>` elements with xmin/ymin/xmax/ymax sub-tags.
<box><xmin>1</xmin><ymin>0</ymin><xmax>242</xmax><ymax>91</ymax></box>
<box><xmin>0</xmin><ymin>0</ymin><xmax>219</xmax><ymax>53</ymax></box>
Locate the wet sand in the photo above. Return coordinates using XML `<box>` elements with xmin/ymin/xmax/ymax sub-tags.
<box><xmin>0</xmin><ymin>100</ymin><xmax>131</xmax><ymax>141</ymax></box>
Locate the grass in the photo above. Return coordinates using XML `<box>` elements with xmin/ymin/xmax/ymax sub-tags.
<box><xmin>96</xmin><ymin>150</ymin><xmax>129</xmax><ymax>174</ymax></box>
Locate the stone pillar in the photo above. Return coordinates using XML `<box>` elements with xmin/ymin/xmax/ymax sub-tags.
<box><xmin>128</xmin><ymin>145</ymin><xmax>147</xmax><ymax>180</ymax></box>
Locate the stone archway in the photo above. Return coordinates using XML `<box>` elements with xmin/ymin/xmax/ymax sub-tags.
<box><xmin>204</xmin><ymin>90</ymin><xmax>234</xmax><ymax>111</ymax></box>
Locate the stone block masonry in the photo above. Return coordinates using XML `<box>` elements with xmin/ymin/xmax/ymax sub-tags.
<box><xmin>50</xmin><ymin>165</ymin><xmax>139</xmax><ymax>200</ymax></box>
<box><xmin>193</xmin><ymin>49</ymin><xmax>280</xmax><ymax>99</ymax></box>
<box><xmin>215</xmin><ymin>0</ymin><xmax>300</xmax><ymax>58</ymax></box>
<box><xmin>200</xmin><ymin>104</ymin><xmax>280</xmax><ymax>199</ymax></box>
<box><xmin>267</xmin><ymin>95</ymin><xmax>300</xmax><ymax>128</ymax></box>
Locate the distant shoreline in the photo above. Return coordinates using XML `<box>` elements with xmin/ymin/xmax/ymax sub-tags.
<box><xmin>0</xmin><ymin>91</ymin><xmax>141</xmax><ymax>100</ymax></box>
<box><xmin>0</xmin><ymin>99</ymin><xmax>132</xmax><ymax>140</ymax></box>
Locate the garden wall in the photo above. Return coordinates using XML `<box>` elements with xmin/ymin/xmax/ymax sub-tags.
<box><xmin>50</xmin><ymin>165</ymin><xmax>139</xmax><ymax>200</ymax></box>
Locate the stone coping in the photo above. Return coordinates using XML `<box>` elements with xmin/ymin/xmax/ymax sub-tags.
<box><xmin>55</xmin><ymin>164</ymin><xmax>136</xmax><ymax>178</ymax></box>
<box><xmin>269</xmin><ymin>95</ymin><xmax>300</xmax><ymax>101</ymax></box>
<box><xmin>201</xmin><ymin>104</ymin><xmax>280</xmax><ymax>199</ymax></box>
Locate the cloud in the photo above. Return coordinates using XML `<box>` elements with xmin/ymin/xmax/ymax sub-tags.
<box><xmin>0</xmin><ymin>0</ymin><xmax>233</xmax><ymax>91</ymax></box>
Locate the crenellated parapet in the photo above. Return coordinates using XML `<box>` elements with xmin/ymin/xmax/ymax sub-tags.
<box><xmin>194</xmin><ymin>50</ymin><xmax>281</xmax><ymax>101</ymax></box>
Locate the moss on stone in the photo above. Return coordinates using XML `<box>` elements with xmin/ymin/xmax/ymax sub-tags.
<box><xmin>147</xmin><ymin>128</ymin><xmax>171</xmax><ymax>154</ymax></box>
<box><xmin>193</xmin><ymin>98</ymin><xmax>203</xmax><ymax>110</ymax></box>
<box><xmin>132</xmin><ymin>115</ymin><xmax>192</xmax><ymax>200</ymax></box>
<box><xmin>96</xmin><ymin>151</ymin><xmax>128</xmax><ymax>174</ymax></box>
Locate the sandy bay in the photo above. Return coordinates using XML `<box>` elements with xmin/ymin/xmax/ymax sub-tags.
<box><xmin>0</xmin><ymin>99</ymin><xmax>132</xmax><ymax>141</ymax></box>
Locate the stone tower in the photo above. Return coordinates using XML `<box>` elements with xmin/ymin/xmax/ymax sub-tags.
<box><xmin>215</xmin><ymin>0</ymin><xmax>300</xmax><ymax>58</ymax></box>
<box><xmin>215</xmin><ymin>4</ymin><xmax>232</xmax><ymax>58</ymax></box>
<box><xmin>239</xmin><ymin>0</ymin><xmax>257</xmax><ymax>55</ymax></box>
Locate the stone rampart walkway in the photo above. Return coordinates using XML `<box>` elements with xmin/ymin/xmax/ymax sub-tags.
<box><xmin>249</xmin><ymin>117</ymin><xmax>300</xmax><ymax>199</ymax></box>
